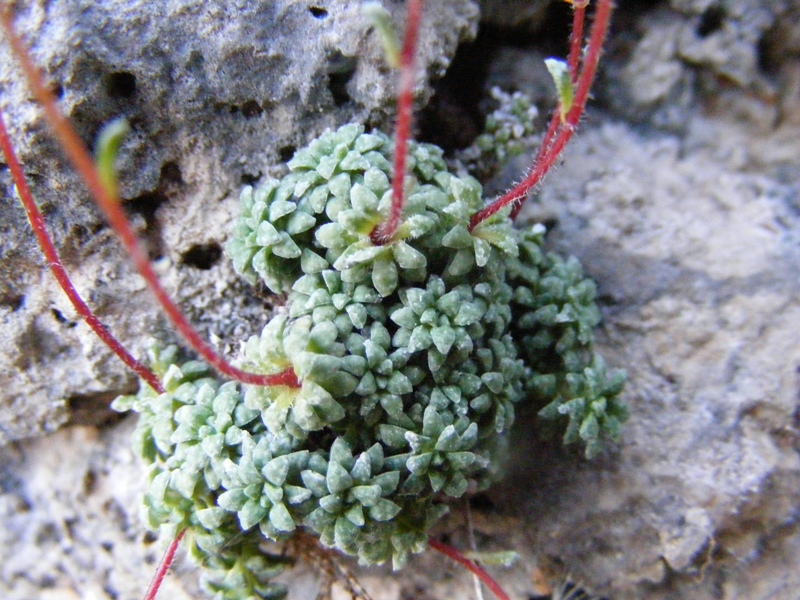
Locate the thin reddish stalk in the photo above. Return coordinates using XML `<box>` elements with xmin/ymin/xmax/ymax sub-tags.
<box><xmin>510</xmin><ymin>109</ymin><xmax>561</xmax><ymax>219</ymax></box>
<box><xmin>370</xmin><ymin>0</ymin><xmax>423</xmax><ymax>245</ymax></box>
<box><xmin>511</xmin><ymin>1</ymin><xmax>585</xmax><ymax>221</ymax></box>
<box><xmin>428</xmin><ymin>537</ymin><xmax>511</xmax><ymax>600</ymax></box>
<box><xmin>1</xmin><ymin>9</ymin><xmax>299</xmax><ymax>389</ymax></box>
<box><xmin>568</xmin><ymin>2</ymin><xmax>587</xmax><ymax>81</ymax></box>
<box><xmin>470</xmin><ymin>0</ymin><xmax>613</xmax><ymax>231</ymax></box>
<box><xmin>143</xmin><ymin>529</ymin><xmax>186</xmax><ymax>600</ymax></box>
<box><xmin>568</xmin><ymin>0</ymin><xmax>611</xmax><ymax>122</ymax></box>
<box><xmin>474</xmin><ymin>122</ymin><xmax>573</xmax><ymax>228</ymax></box>
<box><xmin>0</xmin><ymin>110</ymin><xmax>165</xmax><ymax>394</ymax></box>
<box><xmin>505</xmin><ymin>0</ymin><xmax>585</xmax><ymax>221</ymax></box>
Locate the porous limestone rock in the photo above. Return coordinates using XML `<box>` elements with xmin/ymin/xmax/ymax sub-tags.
<box><xmin>0</xmin><ymin>0</ymin><xmax>479</xmax><ymax>444</ymax></box>
<box><xmin>603</xmin><ymin>0</ymin><xmax>797</xmax><ymax>128</ymax></box>
<box><xmin>1</xmin><ymin>2</ymin><xmax>799</xmax><ymax>600</ymax></box>
<box><xmin>508</xmin><ymin>107</ymin><xmax>800</xmax><ymax>598</ymax></box>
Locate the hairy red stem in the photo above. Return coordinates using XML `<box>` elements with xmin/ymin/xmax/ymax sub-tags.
<box><xmin>470</xmin><ymin>0</ymin><xmax>612</xmax><ymax>230</ymax></box>
<box><xmin>568</xmin><ymin>2</ymin><xmax>587</xmax><ymax>81</ymax></box>
<box><xmin>143</xmin><ymin>529</ymin><xmax>185</xmax><ymax>600</ymax></box>
<box><xmin>568</xmin><ymin>0</ymin><xmax>611</xmax><ymax>122</ymax></box>
<box><xmin>500</xmin><ymin>3</ymin><xmax>586</xmax><ymax>221</ymax></box>
<box><xmin>509</xmin><ymin>109</ymin><xmax>561</xmax><ymax>220</ymax></box>
<box><xmin>428</xmin><ymin>537</ymin><xmax>511</xmax><ymax>600</ymax></box>
<box><xmin>0</xmin><ymin>110</ymin><xmax>165</xmax><ymax>394</ymax></box>
<box><xmin>370</xmin><ymin>0</ymin><xmax>423</xmax><ymax>245</ymax></box>
<box><xmin>1</xmin><ymin>9</ymin><xmax>299</xmax><ymax>389</ymax></box>
<box><xmin>479</xmin><ymin>120</ymin><xmax>573</xmax><ymax>228</ymax></box>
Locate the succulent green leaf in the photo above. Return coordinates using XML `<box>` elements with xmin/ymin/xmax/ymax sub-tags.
<box><xmin>371</xmin><ymin>471</ymin><xmax>400</xmax><ymax>496</ymax></box>
<box><xmin>239</xmin><ymin>499</ymin><xmax>268</xmax><ymax>530</ymax></box>
<box><xmin>434</xmin><ymin>425</ymin><xmax>460</xmax><ymax>452</ymax></box>
<box><xmin>263</xmin><ymin>457</ymin><xmax>290</xmax><ymax>486</ymax></box>
<box><xmin>350</xmin><ymin>484</ymin><xmax>382</xmax><ymax>507</ymax></box>
<box><xmin>407</xmin><ymin>452</ymin><xmax>433</xmax><ymax>474</ymax></box>
<box><xmin>378</xmin><ymin>425</ymin><xmax>409</xmax><ymax>449</ymax></box>
<box><xmin>335</xmin><ymin>515</ymin><xmax>360</xmax><ymax>548</ymax></box>
<box><xmin>284</xmin><ymin>485</ymin><xmax>313</xmax><ymax>505</ymax></box>
<box><xmin>422</xmin><ymin>406</ymin><xmax>445</xmax><ymax>438</ymax></box>
<box><xmin>392</xmin><ymin>242</ymin><xmax>426</xmax><ymax>270</ymax></box>
<box><xmin>430</xmin><ymin>326</ymin><xmax>456</xmax><ymax>355</ymax></box>
<box><xmin>196</xmin><ymin>507</ymin><xmax>227</xmax><ymax>531</ymax></box>
<box><xmin>369</xmin><ymin>499</ymin><xmax>402</xmax><ymax>522</ymax></box>
<box><xmin>269</xmin><ymin>503</ymin><xmax>296</xmax><ymax>532</ymax></box>
<box><xmin>327</xmin><ymin>462</ymin><xmax>354</xmax><ymax>495</ymax></box>
<box><xmin>345</xmin><ymin>503</ymin><xmax>366</xmax><ymax>527</ymax></box>
<box><xmin>372</xmin><ymin>255</ymin><xmax>398</xmax><ymax>297</ymax></box>
<box><xmin>94</xmin><ymin>118</ymin><xmax>130</xmax><ymax>198</ymax></box>
<box><xmin>442</xmin><ymin>225</ymin><xmax>473</xmax><ymax>249</ymax></box>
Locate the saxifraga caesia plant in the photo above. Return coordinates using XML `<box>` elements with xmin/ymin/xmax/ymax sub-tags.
<box><xmin>0</xmin><ymin>1</ymin><xmax>627</xmax><ymax>599</ymax></box>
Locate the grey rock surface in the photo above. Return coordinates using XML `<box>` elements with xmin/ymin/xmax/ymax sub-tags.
<box><xmin>604</xmin><ymin>0</ymin><xmax>797</xmax><ymax>128</ymax></box>
<box><xmin>511</xmin><ymin>108</ymin><xmax>800</xmax><ymax>598</ymax></box>
<box><xmin>1</xmin><ymin>2</ymin><xmax>799</xmax><ymax>600</ymax></box>
<box><xmin>0</xmin><ymin>0</ymin><xmax>479</xmax><ymax>444</ymax></box>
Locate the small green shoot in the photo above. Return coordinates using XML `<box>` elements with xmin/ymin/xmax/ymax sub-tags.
<box><xmin>363</xmin><ymin>2</ymin><xmax>401</xmax><ymax>69</ymax></box>
<box><xmin>544</xmin><ymin>58</ymin><xmax>574</xmax><ymax>124</ymax></box>
<box><xmin>94</xmin><ymin>117</ymin><xmax>130</xmax><ymax>198</ymax></box>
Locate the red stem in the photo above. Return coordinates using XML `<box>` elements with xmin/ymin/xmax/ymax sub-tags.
<box><xmin>568</xmin><ymin>0</ymin><xmax>611</xmax><ymax>124</ymax></box>
<box><xmin>143</xmin><ymin>529</ymin><xmax>186</xmax><ymax>600</ymax></box>
<box><xmin>0</xmin><ymin>110</ymin><xmax>165</xmax><ymax>394</ymax></box>
<box><xmin>509</xmin><ymin>109</ymin><xmax>561</xmax><ymax>220</ymax></box>
<box><xmin>370</xmin><ymin>0</ymin><xmax>423</xmax><ymax>245</ymax></box>
<box><xmin>511</xmin><ymin>1</ymin><xmax>585</xmax><ymax>221</ymax></box>
<box><xmin>0</xmin><ymin>9</ymin><xmax>299</xmax><ymax>389</ymax></box>
<box><xmin>428</xmin><ymin>537</ymin><xmax>511</xmax><ymax>600</ymax></box>
<box><xmin>474</xmin><ymin>121</ymin><xmax>573</xmax><ymax>229</ymax></box>
<box><xmin>470</xmin><ymin>0</ymin><xmax>612</xmax><ymax>231</ymax></box>
<box><xmin>568</xmin><ymin>2</ymin><xmax>587</xmax><ymax>82</ymax></box>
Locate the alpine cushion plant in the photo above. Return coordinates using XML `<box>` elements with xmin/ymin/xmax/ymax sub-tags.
<box><xmin>113</xmin><ymin>120</ymin><xmax>626</xmax><ymax>598</ymax></box>
<box><xmin>0</xmin><ymin>1</ymin><xmax>625</xmax><ymax>599</ymax></box>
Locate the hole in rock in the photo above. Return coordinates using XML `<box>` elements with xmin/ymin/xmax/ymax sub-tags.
<box><xmin>241</xmin><ymin>171</ymin><xmax>261</xmax><ymax>186</ymax></box>
<box><xmin>697</xmin><ymin>6</ymin><xmax>725</xmax><ymax>38</ymax></box>
<box><xmin>181</xmin><ymin>242</ymin><xmax>223</xmax><ymax>270</ymax></box>
<box><xmin>1</xmin><ymin>294</ymin><xmax>25</xmax><ymax>311</ymax></box>
<box><xmin>327</xmin><ymin>52</ymin><xmax>358</xmax><ymax>106</ymax></box>
<box><xmin>70</xmin><ymin>223</ymin><xmax>90</xmax><ymax>243</ymax></box>
<box><xmin>105</xmin><ymin>71</ymin><xmax>137</xmax><ymax>99</ymax></box>
<box><xmin>67</xmin><ymin>392</ymin><xmax>128</xmax><ymax>427</ymax></box>
<box><xmin>143</xmin><ymin>531</ymin><xmax>158</xmax><ymax>544</ymax></box>
<box><xmin>241</xmin><ymin>99</ymin><xmax>264</xmax><ymax>118</ymax></box>
<box><xmin>124</xmin><ymin>191</ymin><xmax>168</xmax><ymax>260</ymax></box>
<box><xmin>160</xmin><ymin>161</ymin><xmax>183</xmax><ymax>185</ymax></box>
<box><xmin>418</xmin><ymin>31</ymin><xmax>494</xmax><ymax>152</ymax></box>
<box><xmin>279</xmin><ymin>145</ymin><xmax>296</xmax><ymax>162</ymax></box>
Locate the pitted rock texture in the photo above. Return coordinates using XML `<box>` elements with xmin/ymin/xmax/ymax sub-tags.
<box><xmin>509</xmin><ymin>109</ymin><xmax>800</xmax><ymax>598</ymax></box>
<box><xmin>1</xmin><ymin>2</ymin><xmax>800</xmax><ymax>600</ymax></box>
<box><xmin>0</xmin><ymin>0</ymin><xmax>479</xmax><ymax>444</ymax></box>
<box><xmin>602</xmin><ymin>0</ymin><xmax>800</xmax><ymax>128</ymax></box>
